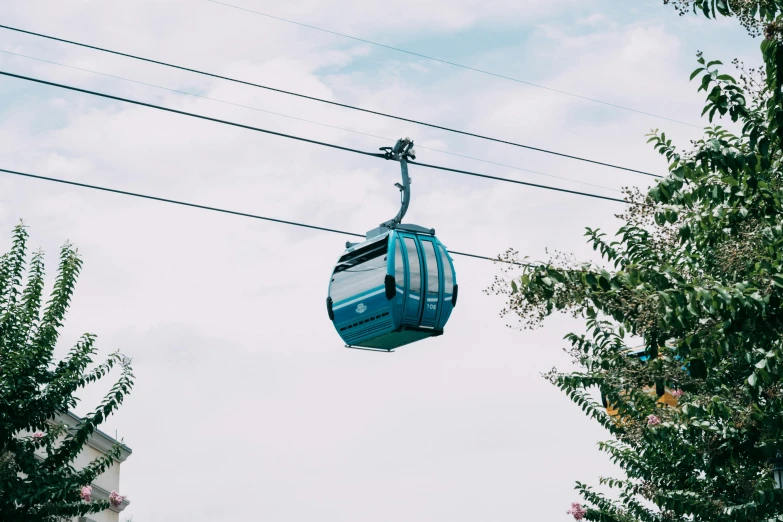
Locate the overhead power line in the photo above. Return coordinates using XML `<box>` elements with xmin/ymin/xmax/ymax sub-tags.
<box><xmin>0</xmin><ymin>24</ymin><xmax>663</xmax><ymax>179</ymax></box>
<box><xmin>207</xmin><ymin>0</ymin><xmax>700</xmax><ymax>129</ymax></box>
<box><xmin>0</xmin><ymin>167</ymin><xmax>528</xmax><ymax>265</ymax></box>
<box><xmin>0</xmin><ymin>49</ymin><xmax>621</xmax><ymax>194</ymax></box>
<box><xmin>0</xmin><ymin>70</ymin><xmax>630</xmax><ymax>205</ymax></box>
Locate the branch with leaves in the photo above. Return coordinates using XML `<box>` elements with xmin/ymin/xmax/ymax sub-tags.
<box><xmin>492</xmin><ymin>4</ymin><xmax>783</xmax><ymax>521</ymax></box>
<box><xmin>0</xmin><ymin>223</ymin><xmax>134</xmax><ymax>522</ymax></box>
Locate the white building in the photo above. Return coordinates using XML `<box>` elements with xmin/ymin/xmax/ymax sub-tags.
<box><xmin>56</xmin><ymin>412</ymin><xmax>132</xmax><ymax>522</ymax></box>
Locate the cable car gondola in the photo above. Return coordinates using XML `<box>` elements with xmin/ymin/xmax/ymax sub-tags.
<box><xmin>601</xmin><ymin>345</ymin><xmax>680</xmax><ymax>417</ymax></box>
<box><xmin>326</xmin><ymin>138</ymin><xmax>458</xmax><ymax>351</ymax></box>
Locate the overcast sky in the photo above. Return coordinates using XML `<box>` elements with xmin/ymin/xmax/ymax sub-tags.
<box><xmin>0</xmin><ymin>1</ymin><xmax>759</xmax><ymax>520</ymax></box>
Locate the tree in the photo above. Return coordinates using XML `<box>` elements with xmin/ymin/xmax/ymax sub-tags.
<box><xmin>0</xmin><ymin>223</ymin><xmax>134</xmax><ymax>521</ymax></box>
<box><xmin>490</xmin><ymin>3</ymin><xmax>783</xmax><ymax>521</ymax></box>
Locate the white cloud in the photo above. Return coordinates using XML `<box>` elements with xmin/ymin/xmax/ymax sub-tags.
<box><xmin>0</xmin><ymin>1</ymin><xmax>758</xmax><ymax>520</ymax></box>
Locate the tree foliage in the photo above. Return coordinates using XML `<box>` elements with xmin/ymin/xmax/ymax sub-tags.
<box><xmin>490</xmin><ymin>3</ymin><xmax>783</xmax><ymax>521</ymax></box>
<box><xmin>0</xmin><ymin>223</ymin><xmax>134</xmax><ymax>521</ymax></box>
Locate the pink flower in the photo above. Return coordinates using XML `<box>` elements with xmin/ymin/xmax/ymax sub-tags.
<box><xmin>80</xmin><ymin>485</ymin><xmax>92</xmax><ymax>502</ymax></box>
<box><xmin>670</xmin><ymin>389</ymin><xmax>684</xmax><ymax>399</ymax></box>
<box><xmin>109</xmin><ymin>490</ymin><xmax>126</xmax><ymax>508</ymax></box>
<box><xmin>31</xmin><ymin>431</ymin><xmax>44</xmax><ymax>440</ymax></box>
<box><xmin>567</xmin><ymin>502</ymin><xmax>586</xmax><ymax>520</ymax></box>
<box><xmin>647</xmin><ymin>414</ymin><xmax>661</xmax><ymax>426</ymax></box>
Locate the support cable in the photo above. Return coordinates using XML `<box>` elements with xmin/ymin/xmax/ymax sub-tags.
<box><xmin>0</xmin><ymin>70</ymin><xmax>383</xmax><ymax>159</ymax></box>
<box><xmin>0</xmin><ymin>167</ymin><xmax>531</xmax><ymax>265</ymax></box>
<box><xmin>411</xmin><ymin>161</ymin><xmax>627</xmax><ymax>203</ymax></box>
<box><xmin>0</xmin><ymin>70</ymin><xmax>631</xmax><ymax>205</ymax></box>
<box><xmin>0</xmin><ymin>49</ymin><xmax>622</xmax><ymax>193</ymax></box>
<box><xmin>0</xmin><ymin>23</ymin><xmax>663</xmax><ymax>178</ymax></box>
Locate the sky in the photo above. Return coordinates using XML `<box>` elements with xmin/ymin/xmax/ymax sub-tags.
<box><xmin>0</xmin><ymin>1</ymin><xmax>762</xmax><ymax>520</ymax></box>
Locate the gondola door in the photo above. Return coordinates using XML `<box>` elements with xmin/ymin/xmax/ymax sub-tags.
<box><xmin>419</xmin><ymin>238</ymin><xmax>441</xmax><ymax>327</ymax></box>
<box><xmin>400</xmin><ymin>235</ymin><xmax>423</xmax><ymax>326</ymax></box>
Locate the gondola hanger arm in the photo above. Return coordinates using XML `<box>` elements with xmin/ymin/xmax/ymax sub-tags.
<box><xmin>381</xmin><ymin>137</ymin><xmax>416</xmax><ymax>228</ymax></box>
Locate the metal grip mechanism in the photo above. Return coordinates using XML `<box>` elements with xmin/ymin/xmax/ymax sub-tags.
<box><xmin>379</xmin><ymin>137</ymin><xmax>416</xmax><ymax>228</ymax></box>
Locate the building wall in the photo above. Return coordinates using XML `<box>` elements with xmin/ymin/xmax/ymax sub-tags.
<box><xmin>77</xmin><ymin>507</ymin><xmax>118</xmax><ymax>522</ymax></box>
<box><xmin>71</xmin><ymin>444</ymin><xmax>122</xmax><ymax>499</ymax></box>
<box><xmin>21</xmin><ymin>413</ymin><xmax>131</xmax><ymax>521</ymax></box>
<box><xmin>53</xmin><ymin>413</ymin><xmax>132</xmax><ymax>522</ymax></box>
<box><xmin>18</xmin><ymin>416</ymin><xmax>131</xmax><ymax>521</ymax></box>
<box><xmin>69</xmin><ymin>444</ymin><xmax>124</xmax><ymax>522</ymax></box>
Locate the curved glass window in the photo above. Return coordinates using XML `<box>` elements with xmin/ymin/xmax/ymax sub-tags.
<box><xmin>394</xmin><ymin>238</ymin><xmax>405</xmax><ymax>283</ymax></box>
<box><xmin>403</xmin><ymin>237</ymin><xmax>421</xmax><ymax>294</ymax></box>
<box><xmin>330</xmin><ymin>239</ymin><xmax>387</xmax><ymax>304</ymax></box>
<box><xmin>439</xmin><ymin>245</ymin><xmax>454</xmax><ymax>294</ymax></box>
<box><xmin>421</xmin><ymin>241</ymin><xmax>439</xmax><ymax>295</ymax></box>
<box><xmin>394</xmin><ymin>238</ymin><xmax>405</xmax><ymax>315</ymax></box>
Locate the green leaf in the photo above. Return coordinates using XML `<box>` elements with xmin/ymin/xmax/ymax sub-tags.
<box><xmin>700</xmin><ymin>73</ymin><xmax>713</xmax><ymax>91</ymax></box>
<box><xmin>759</xmin><ymin>137</ymin><xmax>770</xmax><ymax>157</ymax></box>
<box><xmin>690</xmin><ymin>67</ymin><xmax>705</xmax><ymax>80</ymax></box>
